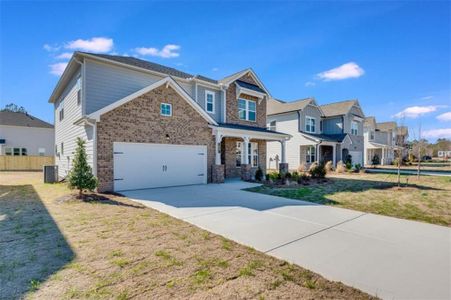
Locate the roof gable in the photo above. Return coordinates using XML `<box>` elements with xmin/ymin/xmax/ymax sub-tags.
<box><xmin>267</xmin><ymin>98</ymin><xmax>316</xmax><ymax>116</ymax></box>
<box><xmin>320</xmin><ymin>99</ymin><xmax>364</xmax><ymax>117</ymax></box>
<box><xmin>219</xmin><ymin>69</ymin><xmax>271</xmax><ymax>97</ymax></box>
<box><xmin>89</xmin><ymin>77</ymin><xmax>217</xmax><ymax>125</ymax></box>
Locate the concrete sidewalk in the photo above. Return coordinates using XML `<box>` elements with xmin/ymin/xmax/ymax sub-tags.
<box><xmin>123</xmin><ymin>181</ymin><xmax>451</xmax><ymax>300</ymax></box>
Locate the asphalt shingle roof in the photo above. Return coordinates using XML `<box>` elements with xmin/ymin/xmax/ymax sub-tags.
<box><xmin>235</xmin><ymin>80</ymin><xmax>266</xmax><ymax>93</ymax></box>
<box><xmin>376</xmin><ymin>121</ymin><xmax>397</xmax><ymax>131</ymax></box>
<box><xmin>303</xmin><ymin>132</ymin><xmax>348</xmax><ymax>143</ymax></box>
<box><xmin>216</xmin><ymin>123</ymin><xmax>287</xmax><ymax>135</ymax></box>
<box><xmin>0</xmin><ymin>111</ymin><xmax>53</xmax><ymax>128</ymax></box>
<box><xmin>320</xmin><ymin>100</ymin><xmax>360</xmax><ymax>117</ymax></box>
<box><xmin>267</xmin><ymin>98</ymin><xmax>313</xmax><ymax>116</ymax></box>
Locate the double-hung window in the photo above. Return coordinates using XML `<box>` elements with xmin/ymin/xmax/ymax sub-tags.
<box><xmin>236</xmin><ymin>142</ymin><xmax>259</xmax><ymax>167</ymax></box>
<box><xmin>305</xmin><ymin>117</ymin><xmax>315</xmax><ymax>133</ymax></box>
<box><xmin>238</xmin><ymin>99</ymin><xmax>256</xmax><ymax>122</ymax></box>
<box><xmin>306</xmin><ymin>146</ymin><xmax>316</xmax><ymax>163</ymax></box>
<box><xmin>205</xmin><ymin>91</ymin><xmax>215</xmax><ymax>113</ymax></box>
<box><xmin>160</xmin><ymin>103</ymin><xmax>172</xmax><ymax>116</ymax></box>
<box><xmin>269</xmin><ymin>121</ymin><xmax>277</xmax><ymax>131</ymax></box>
<box><xmin>351</xmin><ymin>121</ymin><xmax>358</xmax><ymax>135</ymax></box>
<box><xmin>370</xmin><ymin>131</ymin><xmax>375</xmax><ymax>140</ymax></box>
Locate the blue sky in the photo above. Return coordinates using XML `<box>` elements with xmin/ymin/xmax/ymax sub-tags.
<box><xmin>1</xmin><ymin>1</ymin><xmax>450</xmax><ymax>141</ymax></box>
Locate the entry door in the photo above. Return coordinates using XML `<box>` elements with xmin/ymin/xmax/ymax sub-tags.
<box><xmin>113</xmin><ymin>142</ymin><xmax>207</xmax><ymax>191</ymax></box>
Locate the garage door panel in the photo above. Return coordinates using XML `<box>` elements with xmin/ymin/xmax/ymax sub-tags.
<box><xmin>113</xmin><ymin>143</ymin><xmax>207</xmax><ymax>191</ymax></box>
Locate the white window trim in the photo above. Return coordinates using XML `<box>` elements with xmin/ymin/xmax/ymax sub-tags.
<box><xmin>351</xmin><ymin>121</ymin><xmax>359</xmax><ymax>135</ymax></box>
<box><xmin>238</xmin><ymin>98</ymin><xmax>256</xmax><ymax>122</ymax></box>
<box><xmin>205</xmin><ymin>90</ymin><xmax>215</xmax><ymax>114</ymax></box>
<box><xmin>160</xmin><ymin>103</ymin><xmax>172</xmax><ymax>117</ymax></box>
<box><xmin>305</xmin><ymin>116</ymin><xmax>316</xmax><ymax>133</ymax></box>
<box><xmin>306</xmin><ymin>145</ymin><xmax>316</xmax><ymax>163</ymax></box>
<box><xmin>269</xmin><ymin>120</ymin><xmax>277</xmax><ymax>131</ymax></box>
<box><xmin>236</xmin><ymin>141</ymin><xmax>259</xmax><ymax>167</ymax></box>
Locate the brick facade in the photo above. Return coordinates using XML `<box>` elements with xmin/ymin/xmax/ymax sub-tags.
<box><xmin>96</xmin><ymin>85</ymin><xmax>215</xmax><ymax>192</ymax></box>
<box><xmin>221</xmin><ymin>137</ymin><xmax>266</xmax><ymax>179</ymax></box>
<box><xmin>225</xmin><ymin>73</ymin><xmax>267</xmax><ymax>128</ymax></box>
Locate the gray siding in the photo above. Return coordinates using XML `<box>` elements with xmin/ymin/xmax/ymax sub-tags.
<box><xmin>0</xmin><ymin>125</ymin><xmax>54</xmax><ymax>156</ymax></box>
<box><xmin>195</xmin><ymin>85</ymin><xmax>224</xmax><ymax>123</ymax></box>
<box><xmin>84</xmin><ymin>59</ymin><xmax>194</xmax><ymax>114</ymax></box>
<box><xmin>299</xmin><ymin>105</ymin><xmax>322</xmax><ymax>133</ymax></box>
<box><xmin>322</xmin><ymin>116</ymin><xmax>343</xmax><ymax>134</ymax></box>
<box><xmin>54</xmin><ymin>67</ymin><xmax>94</xmax><ymax>178</ymax></box>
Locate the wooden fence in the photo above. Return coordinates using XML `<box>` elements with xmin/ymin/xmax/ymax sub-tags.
<box><xmin>0</xmin><ymin>156</ymin><xmax>54</xmax><ymax>171</ymax></box>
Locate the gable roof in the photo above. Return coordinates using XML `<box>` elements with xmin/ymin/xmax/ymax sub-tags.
<box><xmin>267</xmin><ymin>98</ymin><xmax>315</xmax><ymax>116</ymax></box>
<box><xmin>88</xmin><ymin>76</ymin><xmax>217</xmax><ymax>125</ymax></box>
<box><xmin>364</xmin><ymin>116</ymin><xmax>377</xmax><ymax>128</ymax></box>
<box><xmin>320</xmin><ymin>99</ymin><xmax>363</xmax><ymax>117</ymax></box>
<box><xmin>301</xmin><ymin>132</ymin><xmax>350</xmax><ymax>143</ymax></box>
<box><xmin>218</xmin><ymin>68</ymin><xmax>271</xmax><ymax>96</ymax></box>
<box><xmin>396</xmin><ymin>126</ymin><xmax>408</xmax><ymax>136</ymax></box>
<box><xmin>0</xmin><ymin>111</ymin><xmax>53</xmax><ymax>129</ymax></box>
<box><xmin>376</xmin><ymin>121</ymin><xmax>397</xmax><ymax>131</ymax></box>
<box><xmin>235</xmin><ymin>80</ymin><xmax>266</xmax><ymax>93</ymax></box>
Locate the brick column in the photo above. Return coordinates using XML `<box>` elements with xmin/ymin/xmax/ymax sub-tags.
<box><xmin>241</xmin><ymin>164</ymin><xmax>252</xmax><ymax>181</ymax></box>
<box><xmin>212</xmin><ymin>164</ymin><xmax>225</xmax><ymax>183</ymax></box>
<box><xmin>279</xmin><ymin>163</ymin><xmax>289</xmax><ymax>175</ymax></box>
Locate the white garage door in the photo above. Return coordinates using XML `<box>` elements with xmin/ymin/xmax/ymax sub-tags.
<box><xmin>113</xmin><ymin>142</ymin><xmax>207</xmax><ymax>191</ymax></box>
<box><xmin>349</xmin><ymin>151</ymin><xmax>363</xmax><ymax>166</ymax></box>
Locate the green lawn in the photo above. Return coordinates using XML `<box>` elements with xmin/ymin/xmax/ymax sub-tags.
<box><xmin>247</xmin><ymin>173</ymin><xmax>451</xmax><ymax>226</ymax></box>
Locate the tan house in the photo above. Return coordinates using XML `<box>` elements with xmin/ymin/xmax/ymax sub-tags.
<box><xmin>49</xmin><ymin>52</ymin><xmax>290</xmax><ymax>192</ymax></box>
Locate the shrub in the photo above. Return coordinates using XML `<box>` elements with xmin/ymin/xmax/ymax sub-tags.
<box><xmin>265</xmin><ymin>174</ymin><xmax>270</xmax><ymax>181</ymax></box>
<box><xmin>283</xmin><ymin>172</ymin><xmax>292</xmax><ymax>180</ymax></box>
<box><xmin>291</xmin><ymin>171</ymin><xmax>300</xmax><ymax>183</ymax></box>
<box><xmin>268</xmin><ymin>171</ymin><xmax>280</xmax><ymax>181</ymax></box>
<box><xmin>309</xmin><ymin>163</ymin><xmax>326</xmax><ymax>179</ymax></box>
<box><xmin>300</xmin><ymin>173</ymin><xmax>309</xmax><ymax>183</ymax></box>
<box><xmin>345</xmin><ymin>161</ymin><xmax>352</xmax><ymax>170</ymax></box>
<box><xmin>325</xmin><ymin>161</ymin><xmax>334</xmax><ymax>173</ymax></box>
<box><xmin>308</xmin><ymin>162</ymin><xmax>318</xmax><ymax>172</ymax></box>
<box><xmin>297</xmin><ymin>164</ymin><xmax>307</xmax><ymax>173</ymax></box>
<box><xmin>336</xmin><ymin>160</ymin><xmax>345</xmax><ymax>173</ymax></box>
<box><xmin>354</xmin><ymin>163</ymin><xmax>362</xmax><ymax>172</ymax></box>
<box><xmin>345</xmin><ymin>154</ymin><xmax>352</xmax><ymax>165</ymax></box>
<box><xmin>68</xmin><ymin>138</ymin><xmax>98</xmax><ymax>198</ymax></box>
<box><xmin>255</xmin><ymin>167</ymin><xmax>263</xmax><ymax>181</ymax></box>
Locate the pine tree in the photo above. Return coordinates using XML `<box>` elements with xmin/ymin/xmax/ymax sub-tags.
<box><xmin>68</xmin><ymin>138</ymin><xmax>98</xmax><ymax>198</ymax></box>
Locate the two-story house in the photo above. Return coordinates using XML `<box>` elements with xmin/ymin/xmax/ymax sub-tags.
<box><xmin>49</xmin><ymin>52</ymin><xmax>290</xmax><ymax>192</ymax></box>
<box><xmin>363</xmin><ymin>117</ymin><xmax>408</xmax><ymax>165</ymax></box>
<box><xmin>266</xmin><ymin>99</ymin><xmax>365</xmax><ymax>170</ymax></box>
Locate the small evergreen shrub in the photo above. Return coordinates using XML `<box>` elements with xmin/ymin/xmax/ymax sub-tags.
<box><xmin>68</xmin><ymin>137</ymin><xmax>98</xmax><ymax>198</ymax></box>
<box><xmin>268</xmin><ymin>172</ymin><xmax>280</xmax><ymax>181</ymax></box>
<box><xmin>291</xmin><ymin>171</ymin><xmax>300</xmax><ymax>183</ymax></box>
<box><xmin>345</xmin><ymin>161</ymin><xmax>352</xmax><ymax>170</ymax></box>
<box><xmin>345</xmin><ymin>154</ymin><xmax>353</xmax><ymax>165</ymax></box>
<box><xmin>255</xmin><ymin>167</ymin><xmax>263</xmax><ymax>181</ymax></box>
<box><xmin>354</xmin><ymin>163</ymin><xmax>362</xmax><ymax>172</ymax></box>
<box><xmin>309</xmin><ymin>163</ymin><xmax>326</xmax><ymax>179</ymax></box>
<box><xmin>371</xmin><ymin>154</ymin><xmax>380</xmax><ymax>166</ymax></box>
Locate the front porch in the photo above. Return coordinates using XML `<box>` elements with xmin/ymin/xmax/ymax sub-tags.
<box><xmin>364</xmin><ymin>143</ymin><xmax>394</xmax><ymax>166</ymax></box>
<box><xmin>300</xmin><ymin>142</ymin><xmax>338</xmax><ymax>167</ymax></box>
<box><xmin>211</xmin><ymin>124</ymin><xmax>290</xmax><ymax>182</ymax></box>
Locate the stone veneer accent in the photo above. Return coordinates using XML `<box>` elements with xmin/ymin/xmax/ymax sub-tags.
<box><xmin>225</xmin><ymin>73</ymin><xmax>267</xmax><ymax>128</ymax></box>
<box><xmin>240</xmin><ymin>164</ymin><xmax>252</xmax><ymax>181</ymax></box>
<box><xmin>221</xmin><ymin>137</ymin><xmax>266</xmax><ymax>179</ymax></box>
<box><xmin>96</xmin><ymin>85</ymin><xmax>215</xmax><ymax>192</ymax></box>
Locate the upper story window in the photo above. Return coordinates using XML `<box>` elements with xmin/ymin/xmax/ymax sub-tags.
<box><xmin>370</xmin><ymin>131</ymin><xmax>375</xmax><ymax>140</ymax></box>
<box><xmin>238</xmin><ymin>99</ymin><xmax>256</xmax><ymax>122</ymax></box>
<box><xmin>351</xmin><ymin>121</ymin><xmax>359</xmax><ymax>135</ymax></box>
<box><xmin>160</xmin><ymin>103</ymin><xmax>172</xmax><ymax>117</ymax></box>
<box><xmin>305</xmin><ymin>116</ymin><xmax>315</xmax><ymax>133</ymax></box>
<box><xmin>59</xmin><ymin>107</ymin><xmax>64</xmax><ymax>121</ymax></box>
<box><xmin>205</xmin><ymin>91</ymin><xmax>215</xmax><ymax>113</ymax></box>
<box><xmin>76</xmin><ymin>77</ymin><xmax>82</xmax><ymax>106</ymax></box>
<box><xmin>269</xmin><ymin>121</ymin><xmax>277</xmax><ymax>131</ymax></box>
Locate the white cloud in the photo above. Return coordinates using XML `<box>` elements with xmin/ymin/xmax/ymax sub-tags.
<box><xmin>49</xmin><ymin>62</ymin><xmax>68</xmax><ymax>76</ymax></box>
<box><xmin>437</xmin><ymin>112</ymin><xmax>451</xmax><ymax>122</ymax></box>
<box><xmin>43</xmin><ymin>44</ymin><xmax>60</xmax><ymax>52</ymax></box>
<box><xmin>317</xmin><ymin>62</ymin><xmax>364</xmax><ymax>81</ymax></box>
<box><xmin>56</xmin><ymin>52</ymin><xmax>73</xmax><ymax>60</ymax></box>
<box><xmin>65</xmin><ymin>37</ymin><xmax>113</xmax><ymax>53</ymax></box>
<box><xmin>305</xmin><ymin>81</ymin><xmax>316</xmax><ymax>87</ymax></box>
<box><xmin>212</xmin><ymin>67</ymin><xmax>219</xmax><ymax>72</ymax></box>
<box><xmin>393</xmin><ymin>105</ymin><xmax>440</xmax><ymax>119</ymax></box>
<box><xmin>421</xmin><ymin>96</ymin><xmax>433</xmax><ymax>100</ymax></box>
<box><xmin>421</xmin><ymin>128</ymin><xmax>451</xmax><ymax>139</ymax></box>
<box><xmin>134</xmin><ymin>44</ymin><xmax>180</xmax><ymax>58</ymax></box>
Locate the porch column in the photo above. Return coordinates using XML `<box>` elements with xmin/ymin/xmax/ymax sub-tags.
<box><xmin>381</xmin><ymin>147</ymin><xmax>385</xmax><ymax>165</ymax></box>
<box><xmin>332</xmin><ymin>144</ymin><xmax>336</xmax><ymax>166</ymax></box>
<box><xmin>215</xmin><ymin>133</ymin><xmax>223</xmax><ymax>165</ymax></box>
<box><xmin>280</xmin><ymin>140</ymin><xmax>287</xmax><ymax>163</ymax></box>
<box><xmin>316</xmin><ymin>144</ymin><xmax>320</xmax><ymax>163</ymax></box>
<box><xmin>243</xmin><ymin>136</ymin><xmax>250</xmax><ymax>165</ymax></box>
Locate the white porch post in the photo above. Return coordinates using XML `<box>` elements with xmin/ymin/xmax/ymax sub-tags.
<box><xmin>280</xmin><ymin>140</ymin><xmax>287</xmax><ymax>164</ymax></box>
<box><xmin>332</xmin><ymin>144</ymin><xmax>336</xmax><ymax>166</ymax></box>
<box><xmin>243</xmin><ymin>136</ymin><xmax>250</xmax><ymax>165</ymax></box>
<box><xmin>316</xmin><ymin>144</ymin><xmax>320</xmax><ymax>163</ymax></box>
<box><xmin>215</xmin><ymin>133</ymin><xmax>223</xmax><ymax>165</ymax></box>
<box><xmin>381</xmin><ymin>147</ymin><xmax>385</xmax><ymax>165</ymax></box>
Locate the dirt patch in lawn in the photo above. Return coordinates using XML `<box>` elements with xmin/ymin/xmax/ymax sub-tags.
<box><xmin>248</xmin><ymin>172</ymin><xmax>451</xmax><ymax>226</ymax></box>
<box><xmin>0</xmin><ymin>172</ymin><xmax>375</xmax><ymax>299</ymax></box>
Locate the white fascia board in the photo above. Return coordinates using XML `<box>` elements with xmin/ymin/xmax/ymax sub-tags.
<box><xmin>221</xmin><ymin>68</ymin><xmax>272</xmax><ymax>98</ymax></box>
<box><xmin>89</xmin><ymin>77</ymin><xmax>218</xmax><ymax>125</ymax></box>
<box><xmin>236</xmin><ymin>86</ymin><xmax>266</xmax><ymax>99</ymax></box>
<box><xmin>210</xmin><ymin>125</ymin><xmax>291</xmax><ymax>141</ymax></box>
<box><xmin>341</xmin><ymin>134</ymin><xmax>353</xmax><ymax>145</ymax></box>
<box><xmin>300</xmin><ymin>132</ymin><xmax>321</xmax><ymax>143</ymax></box>
<box><xmin>48</xmin><ymin>57</ymin><xmax>77</xmax><ymax>103</ymax></box>
<box><xmin>191</xmin><ymin>78</ymin><xmax>220</xmax><ymax>89</ymax></box>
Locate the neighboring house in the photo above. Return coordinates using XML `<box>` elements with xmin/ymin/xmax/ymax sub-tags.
<box><xmin>363</xmin><ymin>118</ymin><xmax>408</xmax><ymax>165</ymax></box>
<box><xmin>49</xmin><ymin>52</ymin><xmax>290</xmax><ymax>192</ymax></box>
<box><xmin>266</xmin><ymin>99</ymin><xmax>365</xmax><ymax>170</ymax></box>
<box><xmin>0</xmin><ymin>111</ymin><xmax>54</xmax><ymax>156</ymax></box>
<box><xmin>437</xmin><ymin>151</ymin><xmax>451</xmax><ymax>158</ymax></box>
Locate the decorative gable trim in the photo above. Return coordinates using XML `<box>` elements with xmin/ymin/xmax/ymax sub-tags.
<box><xmin>220</xmin><ymin>68</ymin><xmax>271</xmax><ymax>97</ymax></box>
<box><xmin>89</xmin><ymin>76</ymin><xmax>218</xmax><ymax>125</ymax></box>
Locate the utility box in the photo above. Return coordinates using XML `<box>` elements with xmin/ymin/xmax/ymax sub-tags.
<box><xmin>43</xmin><ymin>165</ymin><xmax>58</xmax><ymax>183</ymax></box>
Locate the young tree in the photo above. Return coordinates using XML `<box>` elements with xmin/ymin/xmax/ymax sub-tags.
<box><xmin>68</xmin><ymin>138</ymin><xmax>98</xmax><ymax>198</ymax></box>
<box><xmin>1</xmin><ymin>103</ymin><xmax>27</xmax><ymax>113</ymax></box>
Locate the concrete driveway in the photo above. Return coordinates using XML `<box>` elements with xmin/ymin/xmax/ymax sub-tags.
<box><xmin>123</xmin><ymin>180</ymin><xmax>451</xmax><ymax>300</ymax></box>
